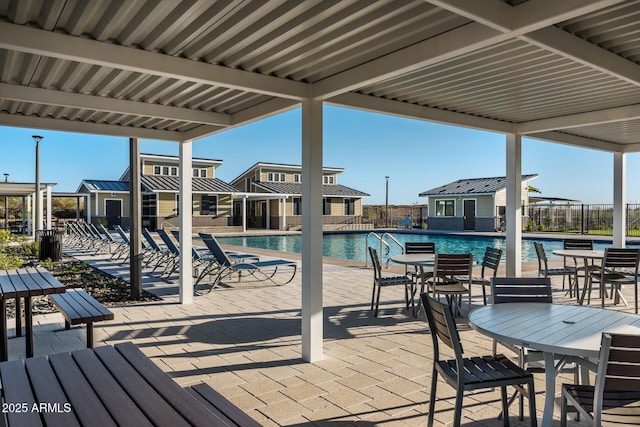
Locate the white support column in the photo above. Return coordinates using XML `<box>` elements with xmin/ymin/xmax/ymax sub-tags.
<box><xmin>37</xmin><ymin>189</ymin><xmax>44</xmax><ymax>231</ymax></box>
<box><xmin>95</xmin><ymin>192</ymin><xmax>99</xmax><ymax>218</ymax></box>
<box><xmin>282</xmin><ymin>197</ymin><xmax>287</xmax><ymax>231</ymax></box>
<box><xmin>302</xmin><ymin>98</ymin><xmax>323</xmax><ymax>362</ymax></box>
<box><xmin>45</xmin><ymin>185</ymin><xmax>52</xmax><ymax>230</ymax></box>
<box><xmin>86</xmin><ymin>194</ymin><xmax>92</xmax><ymax>224</ymax></box>
<box><xmin>505</xmin><ymin>133</ymin><xmax>522</xmax><ymax>277</ymax></box>
<box><xmin>31</xmin><ymin>193</ymin><xmax>36</xmax><ymax>234</ymax></box>
<box><xmin>242</xmin><ymin>196</ymin><xmax>247</xmax><ymax>233</ymax></box>
<box><xmin>613</xmin><ymin>152</ymin><xmax>626</xmax><ymax>248</ymax></box>
<box><xmin>266</xmin><ymin>200</ymin><xmax>271</xmax><ymax>229</ymax></box>
<box><xmin>26</xmin><ymin>195</ymin><xmax>32</xmax><ymax>236</ymax></box>
<box><xmin>179</xmin><ymin>140</ymin><xmax>194</xmax><ymax>304</ymax></box>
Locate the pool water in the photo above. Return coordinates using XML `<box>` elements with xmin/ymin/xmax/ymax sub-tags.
<box><xmin>216</xmin><ymin>232</ymin><xmax>613</xmax><ymax>263</ymax></box>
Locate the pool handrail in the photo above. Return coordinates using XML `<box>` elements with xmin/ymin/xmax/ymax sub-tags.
<box><xmin>381</xmin><ymin>233</ymin><xmax>404</xmax><ymax>267</ymax></box>
<box><xmin>365</xmin><ymin>232</ymin><xmax>404</xmax><ymax>268</ymax></box>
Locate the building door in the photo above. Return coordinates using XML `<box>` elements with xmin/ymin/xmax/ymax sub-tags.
<box><xmin>233</xmin><ymin>201</ymin><xmax>242</xmax><ymax>226</ymax></box>
<box><xmin>463</xmin><ymin>200</ymin><xmax>475</xmax><ymax>230</ymax></box>
<box><xmin>260</xmin><ymin>202</ymin><xmax>267</xmax><ymax>228</ymax></box>
<box><xmin>105</xmin><ymin>199</ymin><xmax>122</xmax><ymax>229</ymax></box>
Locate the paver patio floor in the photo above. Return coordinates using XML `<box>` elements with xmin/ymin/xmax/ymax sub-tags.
<box><xmin>13</xmin><ymin>241</ymin><xmax>638</xmax><ymax>426</ymax></box>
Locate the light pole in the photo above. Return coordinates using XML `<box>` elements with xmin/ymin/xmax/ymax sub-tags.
<box><xmin>32</xmin><ymin>135</ymin><xmax>43</xmax><ymax>232</ymax></box>
<box><xmin>385</xmin><ymin>176</ymin><xmax>390</xmax><ymax>228</ymax></box>
<box><xmin>3</xmin><ymin>173</ymin><xmax>7</xmax><ymax>230</ymax></box>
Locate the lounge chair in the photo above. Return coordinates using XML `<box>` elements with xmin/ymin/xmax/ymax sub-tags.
<box><xmin>197</xmin><ymin>233</ymin><xmax>297</xmax><ymax>293</ymax></box>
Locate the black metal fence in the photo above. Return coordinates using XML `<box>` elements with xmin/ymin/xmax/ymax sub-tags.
<box><xmin>526</xmin><ymin>204</ymin><xmax>640</xmax><ymax>237</ymax></box>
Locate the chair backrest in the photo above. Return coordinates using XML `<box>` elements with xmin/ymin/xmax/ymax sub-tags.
<box><xmin>97</xmin><ymin>223</ymin><xmax>116</xmax><ymax>242</ymax></box>
<box><xmin>421</xmin><ymin>292</ymin><xmax>464</xmax><ymax>361</ymax></box>
<box><xmin>433</xmin><ymin>253</ymin><xmax>473</xmax><ymax>280</ymax></box>
<box><xmin>602</xmin><ymin>248</ymin><xmax>640</xmax><ymax>270</ymax></box>
<box><xmin>491</xmin><ymin>277</ymin><xmax>552</xmax><ymax>304</ymax></box>
<box><xmin>480</xmin><ymin>247</ymin><xmax>502</xmax><ymax>278</ymax></box>
<box><xmin>405</xmin><ymin>242</ymin><xmax>435</xmax><ymax>254</ymax></box>
<box><xmin>563</xmin><ymin>239</ymin><xmax>593</xmax><ymax>250</ymax></box>
<box><xmin>533</xmin><ymin>241</ymin><xmax>549</xmax><ymax>271</ymax></box>
<box><xmin>157</xmin><ymin>229</ymin><xmax>179</xmax><ymax>255</ymax></box>
<box><xmin>142</xmin><ymin>228</ymin><xmax>162</xmax><ymax>251</ymax></box>
<box><xmin>368</xmin><ymin>247</ymin><xmax>382</xmax><ymax>280</ymax></box>
<box><xmin>593</xmin><ymin>333</ymin><xmax>640</xmax><ymax>425</ymax></box>
<box><xmin>199</xmin><ymin>233</ymin><xmax>233</xmax><ymax>267</ymax></box>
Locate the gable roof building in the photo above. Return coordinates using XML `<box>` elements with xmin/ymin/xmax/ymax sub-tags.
<box><xmin>419</xmin><ymin>174</ymin><xmax>538</xmax><ymax>232</ymax></box>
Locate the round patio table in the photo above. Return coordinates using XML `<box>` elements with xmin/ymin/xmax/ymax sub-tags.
<box><xmin>552</xmin><ymin>249</ymin><xmax>604</xmax><ymax>305</ymax></box>
<box><xmin>469</xmin><ymin>302</ymin><xmax>640</xmax><ymax>427</ymax></box>
<box><xmin>390</xmin><ymin>253</ymin><xmax>435</xmax><ymax>316</ymax></box>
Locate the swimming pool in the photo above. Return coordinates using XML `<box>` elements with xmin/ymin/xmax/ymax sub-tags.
<box><xmin>216</xmin><ymin>232</ymin><xmax>614</xmax><ymax>263</ymax></box>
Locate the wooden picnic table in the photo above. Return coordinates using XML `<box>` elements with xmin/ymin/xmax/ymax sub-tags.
<box><xmin>0</xmin><ymin>268</ymin><xmax>66</xmax><ymax>361</ymax></box>
<box><xmin>0</xmin><ymin>342</ymin><xmax>240</xmax><ymax>426</ymax></box>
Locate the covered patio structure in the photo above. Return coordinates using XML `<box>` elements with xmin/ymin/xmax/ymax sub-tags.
<box><xmin>0</xmin><ymin>0</ymin><xmax>639</xmax><ymax>363</ymax></box>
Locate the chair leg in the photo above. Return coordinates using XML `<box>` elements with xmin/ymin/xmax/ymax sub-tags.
<box><xmin>500</xmin><ymin>386</ymin><xmax>509</xmax><ymax>427</ymax></box>
<box><xmin>371</xmin><ymin>282</ymin><xmax>376</xmax><ymax>310</ymax></box>
<box><xmin>427</xmin><ymin>368</ymin><xmax>438</xmax><ymax>427</ymax></box>
<box><xmin>528</xmin><ymin>380</ymin><xmax>537</xmax><ymax>427</ymax></box>
<box><xmin>454</xmin><ymin>387</ymin><xmax>464</xmax><ymax>427</ymax></box>
<box><xmin>374</xmin><ymin>285</ymin><xmax>382</xmax><ymax>317</ymax></box>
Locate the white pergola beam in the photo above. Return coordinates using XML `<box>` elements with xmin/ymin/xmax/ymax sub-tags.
<box><xmin>329</xmin><ymin>92</ymin><xmax>514</xmax><ymax>134</ymax></box>
<box><xmin>0</xmin><ymin>83</ymin><xmax>232</xmax><ymax>126</ymax></box>
<box><xmin>526</xmin><ymin>131</ymin><xmax>624</xmax><ymax>153</ymax></box>
<box><xmin>523</xmin><ymin>26</ymin><xmax>640</xmax><ymax>87</ymax></box>
<box><xmin>0</xmin><ymin>21</ymin><xmax>309</xmax><ymax>100</ymax></box>
<box><xmin>518</xmin><ymin>104</ymin><xmax>640</xmax><ymax>134</ymax></box>
<box><xmin>0</xmin><ymin>113</ymin><xmax>181</xmax><ymax>141</ymax></box>
<box><xmin>314</xmin><ymin>0</ymin><xmax>624</xmax><ymax>100</ymax></box>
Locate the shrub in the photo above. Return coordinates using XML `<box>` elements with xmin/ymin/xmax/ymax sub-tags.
<box><xmin>0</xmin><ymin>252</ymin><xmax>24</xmax><ymax>269</ymax></box>
<box><xmin>18</xmin><ymin>241</ymin><xmax>39</xmax><ymax>258</ymax></box>
<box><xmin>0</xmin><ymin>229</ymin><xmax>12</xmax><ymax>245</ymax></box>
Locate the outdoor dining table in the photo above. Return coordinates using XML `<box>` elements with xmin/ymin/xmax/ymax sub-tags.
<box><xmin>552</xmin><ymin>249</ymin><xmax>604</xmax><ymax>305</ymax></box>
<box><xmin>0</xmin><ymin>342</ymin><xmax>235</xmax><ymax>426</ymax></box>
<box><xmin>390</xmin><ymin>253</ymin><xmax>435</xmax><ymax>316</ymax></box>
<box><xmin>0</xmin><ymin>267</ymin><xmax>66</xmax><ymax>361</ymax></box>
<box><xmin>468</xmin><ymin>302</ymin><xmax>640</xmax><ymax>427</ymax></box>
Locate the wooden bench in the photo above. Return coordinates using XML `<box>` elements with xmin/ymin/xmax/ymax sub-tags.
<box><xmin>49</xmin><ymin>289</ymin><xmax>114</xmax><ymax>348</ymax></box>
<box><xmin>187</xmin><ymin>383</ymin><xmax>261</xmax><ymax>427</ymax></box>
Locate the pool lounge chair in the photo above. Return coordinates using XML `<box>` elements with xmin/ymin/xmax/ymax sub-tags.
<box><xmin>197</xmin><ymin>233</ymin><xmax>297</xmax><ymax>293</ymax></box>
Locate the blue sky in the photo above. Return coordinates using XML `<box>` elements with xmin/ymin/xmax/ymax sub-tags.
<box><xmin>1</xmin><ymin>105</ymin><xmax>638</xmax><ymax>205</ymax></box>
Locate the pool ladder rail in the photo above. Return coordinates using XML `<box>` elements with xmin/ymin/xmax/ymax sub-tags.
<box><xmin>365</xmin><ymin>232</ymin><xmax>404</xmax><ymax>268</ymax></box>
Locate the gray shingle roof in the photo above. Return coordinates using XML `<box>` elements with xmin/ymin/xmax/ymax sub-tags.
<box><xmin>253</xmin><ymin>182</ymin><xmax>369</xmax><ymax>197</ymax></box>
<box><xmin>81</xmin><ymin>180</ymin><xmax>130</xmax><ymax>192</ymax></box>
<box><xmin>419</xmin><ymin>174</ymin><xmax>538</xmax><ymax>197</ymax></box>
<box><xmin>141</xmin><ymin>176</ymin><xmax>239</xmax><ymax>193</ymax></box>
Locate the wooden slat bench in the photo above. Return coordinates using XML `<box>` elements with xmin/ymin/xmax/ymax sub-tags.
<box><xmin>187</xmin><ymin>383</ymin><xmax>261</xmax><ymax>427</ymax></box>
<box><xmin>49</xmin><ymin>289</ymin><xmax>114</xmax><ymax>348</ymax></box>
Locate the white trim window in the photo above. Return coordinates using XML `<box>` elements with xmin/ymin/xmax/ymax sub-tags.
<box><xmin>154</xmin><ymin>165</ymin><xmax>161</xmax><ymax>175</ymax></box>
<box><xmin>155</xmin><ymin>165</ymin><xmax>179</xmax><ymax>176</ymax></box>
<box><xmin>323</xmin><ymin>175</ymin><xmax>335</xmax><ymax>185</ymax></box>
<box><xmin>292</xmin><ymin>197</ymin><xmax>302</xmax><ymax>215</ymax></box>
<box><xmin>267</xmin><ymin>172</ymin><xmax>285</xmax><ymax>182</ymax></box>
<box><xmin>294</xmin><ymin>173</ymin><xmax>301</xmax><ymax>183</ymax></box>
<box><xmin>193</xmin><ymin>167</ymin><xmax>207</xmax><ymax>178</ymax></box>
<box><xmin>344</xmin><ymin>198</ymin><xmax>355</xmax><ymax>215</ymax></box>
<box><xmin>201</xmin><ymin>195</ymin><xmax>217</xmax><ymax>215</ymax></box>
<box><xmin>435</xmin><ymin>199</ymin><xmax>455</xmax><ymax>216</ymax></box>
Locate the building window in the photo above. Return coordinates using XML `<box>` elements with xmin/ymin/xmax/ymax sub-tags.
<box><xmin>267</xmin><ymin>172</ymin><xmax>285</xmax><ymax>182</ymax></box>
<box><xmin>193</xmin><ymin>168</ymin><xmax>207</xmax><ymax>178</ymax></box>
<box><xmin>292</xmin><ymin>197</ymin><xmax>302</xmax><ymax>215</ymax></box>
<box><xmin>435</xmin><ymin>200</ymin><xmax>455</xmax><ymax>216</ymax></box>
<box><xmin>154</xmin><ymin>165</ymin><xmax>161</xmax><ymax>175</ymax></box>
<box><xmin>294</xmin><ymin>174</ymin><xmax>301</xmax><ymax>183</ymax></box>
<box><xmin>344</xmin><ymin>198</ymin><xmax>355</xmax><ymax>215</ymax></box>
<box><xmin>323</xmin><ymin>176</ymin><xmax>335</xmax><ymax>184</ymax></box>
<box><xmin>162</xmin><ymin>166</ymin><xmax>170</xmax><ymax>175</ymax></box>
<box><xmin>170</xmin><ymin>167</ymin><xmax>178</xmax><ymax>176</ymax></box>
<box><xmin>201</xmin><ymin>195</ymin><xmax>218</xmax><ymax>215</ymax></box>
<box><xmin>323</xmin><ymin>198</ymin><xmax>331</xmax><ymax>215</ymax></box>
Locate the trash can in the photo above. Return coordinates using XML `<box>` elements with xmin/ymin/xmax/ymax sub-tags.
<box><xmin>36</xmin><ymin>229</ymin><xmax>63</xmax><ymax>262</ymax></box>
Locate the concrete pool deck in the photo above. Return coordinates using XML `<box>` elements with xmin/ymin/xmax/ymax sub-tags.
<box><xmin>10</xmin><ymin>237</ymin><xmax>639</xmax><ymax>426</ymax></box>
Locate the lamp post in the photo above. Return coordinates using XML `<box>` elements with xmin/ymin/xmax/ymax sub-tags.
<box><xmin>32</xmin><ymin>135</ymin><xmax>43</xmax><ymax>232</ymax></box>
<box><xmin>385</xmin><ymin>176</ymin><xmax>390</xmax><ymax>228</ymax></box>
<box><xmin>3</xmin><ymin>173</ymin><xmax>7</xmax><ymax>230</ymax></box>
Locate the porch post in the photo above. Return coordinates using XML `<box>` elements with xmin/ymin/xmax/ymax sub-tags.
<box><xmin>129</xmin><ymin>138</ymin><xmax>143</xmax><ymax>300</ymax></box>
<box><xmin>86</xmin><ymin>193</ymin><xmax>91</xmax><ymax>224</ymax></box>
<box><xmin>242</xmin><ymin>196</ymin><xmax>247</xmax><ymax>232</ymax></box>
<box><xmin>266</xmin><ymin>200</ymin><xmax>271</xmax><ymax>230</ymax></box>
<box><xmin>302</xmin><ymin>98</ymin><xmax>323</xmax><ymax>362</ymax></box>
<box><xmin>45</xmin><ymin>185</ymin><xmax>52</xmax><ymax>230</ymax></box>
<box><xmin>613</xmin><ymin>152</ymin><xmax>626</xmax><ymax>248</ymax></box>
<box><xmin>26</xmin><ymin>195</ymin><xmax>31</xmax><ymax>236</ymax></box>
<box><xmin>505</xmin><ymin>133</ymin><xmax>522</xmax><ymax>276</ymax></box>
<box><xmin>282</xmin><ymin>197</ymin><xmax>287</xmax><ymax>231</ymax></box>
<box><xmin>179</xmin><ymin>140</ymin><xmax>193</xmax><ymax>304</ymax></box>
